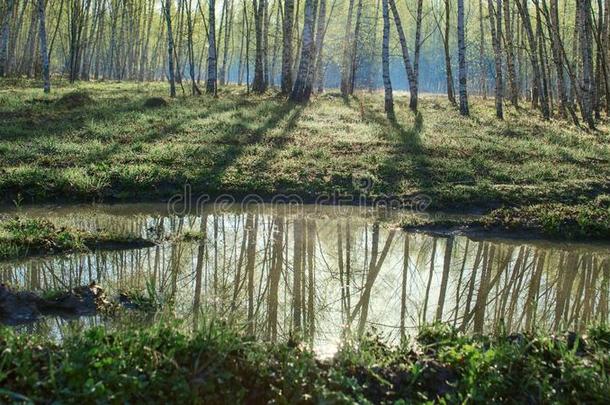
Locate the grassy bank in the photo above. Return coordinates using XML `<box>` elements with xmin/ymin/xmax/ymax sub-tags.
<box><xmin>403</xmin><ymin>198</ymin><xmax>610</xmax><ymax>240</ymax></box>
<box><xmin>0</xmin><ymin>217</ymin><xmax>154</xmax><ymax>260</ymax></box>
<box><xmin>1</xmin><ymin>80</ymin><xmax>609</xmax><ymax>237</ymax></box>
<box><xmin>0</xmin><ymin>323</ymin><xmax>608</xmax><ymax>403</ymax></box>
<box><xmin>2</xmin><ymin>80</ymin><xmax>608</xmax><ymax>207</ymax></box>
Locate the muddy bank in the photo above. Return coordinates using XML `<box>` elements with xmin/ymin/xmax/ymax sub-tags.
<box><xmin>0</xmin><ymin>283</ymin><xmax>155</xmax><ymax>325</ymax></box>
<box><xmin>0</xmin><ymin>283</ymin><xmax>109</xmax><ymax>324</ymax></box>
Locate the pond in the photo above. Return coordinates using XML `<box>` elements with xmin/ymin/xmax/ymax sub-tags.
<box><xmin>1</xmin><ymin>203</ymin><xmax>609</xmax><ymax>357</ymax></box>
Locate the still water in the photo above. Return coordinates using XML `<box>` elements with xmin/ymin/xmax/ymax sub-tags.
<box><xmin>1</xmin><ymin>203</ymin><xmax>609</xmax><ymax>356</ymax></box>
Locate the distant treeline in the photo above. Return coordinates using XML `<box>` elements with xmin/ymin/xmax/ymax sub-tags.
<box><xmin>0</xmin><ymin>0</ymin><xmax>607</xmax><ymax>127</ymax></box>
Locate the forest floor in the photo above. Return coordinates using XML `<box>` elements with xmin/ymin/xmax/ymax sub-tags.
<box><xmin>1</xmin><ymin>79</ymin><xmax>609</xmax><ymax>239</ymax></box>
<box><xmin>1</xmin><ymin>322</ymin><xmax>609</xmax><ymax>403</ymax></box>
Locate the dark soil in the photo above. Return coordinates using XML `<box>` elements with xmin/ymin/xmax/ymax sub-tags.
<box><xmin>143</xmin><ymin>97</ymin><xmax>168</xmax><ymax>108</ymax></box>
<box><xmin>0</xmin><ymin>282</ymin><xmax>109</xmax><ymax>324</ymax></box>
<box><xmin>55</xmin><ymin>91</ymin><xmax>94</xmax><ymax>109</ymax></box>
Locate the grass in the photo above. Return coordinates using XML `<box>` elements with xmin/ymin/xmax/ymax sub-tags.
<box><xmin>402</xmin><ymin>195</ymin><xmax>610</xmax><ymax>240</ymax></box>
<box><xmin>401</xmin><ymin>202</ymin><xmax>610</xmax><ymax>240</ymax></box>
<box><xmin>0</xmin><ymin>322</ymin><xmax>608</xmax><ymax>403</ymax></box>
<box><xmin>0</xmin><ymin>216</ymin><xmax>154</xmax><ymax>260</ymax></box>
<box><xmin>1</xmin><ymin>79</ymin><xmax>608</xmax><ymax>206</ymax></box>
<box><xmin>480</xmin><ymin>200</ymin><xmax>610</xmax><ymax>239</ymax></box>
<box><xmin>1</xmin><ymin>79</ymin><xmax>609</xmax><ymax>237</ymax></box>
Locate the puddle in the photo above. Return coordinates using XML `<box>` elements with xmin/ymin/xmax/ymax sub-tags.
<box><xmin>1</xmin><ymin>203</ymin><xmax>608</xmax><ymax>357</ymax></box>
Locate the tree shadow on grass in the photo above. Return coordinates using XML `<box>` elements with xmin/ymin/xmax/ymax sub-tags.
<box><xmin>189</xmin><ymin>101</ymin><xmax>305</xmax><ymax>193</ymax></box>
<box><xmin>359</xmin><ymin>102</ymin><xmax>434</xmax><ymax>195</ymax></box>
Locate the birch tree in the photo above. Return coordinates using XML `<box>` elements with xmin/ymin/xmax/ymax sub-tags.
<box><xmin>388</xmin><ymin>0</ymin><xmax>417</xmax><ymax>112</ymax></box>
<box><xmin>340</xmin><ymin>0</ymin><xmax>356</xmax><ymax>97</ymax></box>
<box><xmin>458</xmin><ymin>0</ymin><xmax>469</xmax><ymax>115</ymax></box>
<box><xmin>578</xmin><ymin>0</ymin><xmax>595</xmax><ymax>128</ymax></box>
<box><xmin>515</xmin><ymin>0</ymin><xmax>550</xmax><ymax>119</ymax></box>
<box><xmin>488</xmin><ymin>0</ymin><xmax>503</xmax><ymax>119</ymax></box>
<box><xmin>207</xmin><ymin>0</ymin><xmax>217</xmax><ymax>95</ymax></box>
<box><xmin>0</xmin><ymin>0</ymin><xmax>15</xmax><ymax>77</ymax></box>
<box><xmin>381</xmin><ymin>0</ymin><xmax>393</xmax><ymax>118</ymax></box>
<box><xmin>38</xmin><ymin>0</ymin><xmax>50</xmax><ymax>93</ymax></box>
<box><xmin>289</xmin><ymin>0</ymin><xmax>316</xmax><ymax>102</ymax></box>
<box><xmin>281</xmin><ymin>0</ymin><xmax>294</xmax><ymax>94</ymax></box>
<box><xmin>503</xmin><ymin>0</ymin><xmax>518</xmax><ymax>106</ymax></box>
<box><xmin>252</xmin><ymin>0</ymin><xmax>267</xmax><ymax>92</ymax></box>
<box><xmin>163</xmin><ymin>0</ymin><xmax>177</xmax><ymax>97</ymax></box>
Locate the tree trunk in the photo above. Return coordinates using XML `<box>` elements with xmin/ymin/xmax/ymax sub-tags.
<box><xmin>281</xmin><ymin>0</ymin><xmax>295</xmax><ymax>94</ymax></box>
<box><xmin>388</xmin><ymin>0</ymin><xmax>416</xmax><ymax>111</ymax></box>
<box><xmin>252</xmin><ymin>0</ymin><xmax>267</xmax><ymax>92</ymax></box>
<box><xmin>0</xmin><ymin>0</ymin><xmax>15</xmax><ymax>77</ymax></box>
<box><xmin>478</xmin><ymin>0</ymin><xmax>487</xmax><ymax>98</ymax></box>
<box><xmin>410</xmin><ymin>0</ymin><xmax>424</xmax><ymax>111</ymax></box>
<box><xmin>186</xmin><ymin>0</ymin><xmax>201</xmax><ymax>95</ymax></box>
<box><xmin>543</xmin><ymin>0</ymin><xmax>578</xmax><ymax>123</ymax></box>
<box><xmin>340</xmin><ymin>0</ymin><xmax>356</xmax><ymax>96</ymax></box>
<box><xmin>458</xmin><ymin>0</ymin><xmax>469</xmax><ymax>115</ymax></box>
<box><xmin>514</xmin><ymin>0</ymin><xmax>550</xmax><ymax>119</ymax></box>
<box><xmin>38</xmin><ymin>0</ymin><xmax>50</xmax><ymax>93</ymax></box>
<box><xmin>220</xmin><ymin>0</ymin><xmax>234</xmax><ymax>85</ymax></box>
<box><xmin>348</xmin><ymin>0</ymin><xmax>363</xmax><ymax>93</ymax></box>
<box><xmin>381</xmin><ymin>0</ymin><xmax>393</xmax><ymax>117</ymax></box>
<box><xmin>164</xmin><ymin>0</ymin><xmax>177</xmax><ymax>98</ymax></box>
<box><xmin>443</xmin><ymin>0</ymin><xmax>456</xmax><ymax>104</ymax></box>
<box><xmin>488</xmin><ymin>0</ymin><xmax>504</xmax><ymax>119</ymax></box>
<box><xmin>503</xmin><ymin>0</ymin><xmax>519</xmax><ymax>106</ymax></box>
<box><xmin>578</xmin><ymin>0</ymin><xmax>596</xmax><ymax>128</ymax></box>
<box><xmin>535</xmin><ymin>1</ymin><xmax>550</xmax><ymax>116</ymax></box>
<box><xmin>207</xmin><ymin>0</ymin><xmax>218</xmax><ymax>95</ymax></box>
<box><xmin>289</xmin><ymin>0</ymin><xmax>316</xmax><ymax>102</ymax></box>
<box><xmin>314</xmin><ymin>0</ymin><xmax>327</xmax><ymax>93</ymax></box>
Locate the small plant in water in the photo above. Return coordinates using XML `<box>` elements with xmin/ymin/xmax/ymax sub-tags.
<box><xmin>119</xmin><ymin>279</ymin><xmax>169</xmax><ymax>312</ymax></box>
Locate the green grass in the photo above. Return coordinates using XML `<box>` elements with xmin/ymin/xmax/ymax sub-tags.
<box><xmin>0</xmin><ymin>322</ymin><xmax>608</xmax><ymax>403</ymax></box>
<box><xmin>0</xmin><ymin>216</ymin><xmax>154</xmax><ymax>260</ymax></box>
<box><xmin>480</xmin><ymin>200</ymin><xmax>610</xmax><ymax>239</ymax></box>
<box><xmin>401</xmin><ymin>196</ymin><xmax>610</xmax><ymax>240</ymax></box>
<box><xmin>2</xmin><ymin>79</ymin><xmax>608</xmax><ymax>206</ymax></box>
<box><xmin>1</xmin><ymin>79</ymin><xmax>609</xmax><ymax>237</ymax></box>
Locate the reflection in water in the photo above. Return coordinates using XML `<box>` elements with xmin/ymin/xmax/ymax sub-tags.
<box><xmin>1</xmin><ymin>204</ymin><xmax>609</xmax><ymax>355</ymax></box>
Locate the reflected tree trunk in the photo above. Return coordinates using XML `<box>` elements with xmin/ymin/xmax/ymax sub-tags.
<box><xmin>292</xmin><ymin>217</ymin><xmax>303</xmax><ymax>333</ymax></box>
<box><xmin>422</xmin><ymin>238</ymin><xmax>437</xmax><ymax>324</ymax></box>
<box><xmin>400</xmin><ymin>235</ymin><xmax>409</xmax><ymax>342</ymax></box>
<box><xmin>267</xmin><ymin>216</ymin><xmax>284</xmax><ymax>341</ymax></box>
<box><xmin>435</xmin><ymin>236</ymin><xmax>453</xmax><ymax>321</ymax></box>
<box><xmin>246</xmin><ymin>214</ymin><xmax>258</xmax><ymax>335</ymax></box>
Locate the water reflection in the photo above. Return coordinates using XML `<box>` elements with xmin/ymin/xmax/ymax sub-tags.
<box><xmin>1</xmin><ymin>204</ymin><xmax>609</xmax><ymax>355</ymax></box>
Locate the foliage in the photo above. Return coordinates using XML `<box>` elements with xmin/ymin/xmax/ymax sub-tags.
<box><xmin>0</xmin><ymin>323</ymin><xmax>608</xmax><ymax>403</ymax></box>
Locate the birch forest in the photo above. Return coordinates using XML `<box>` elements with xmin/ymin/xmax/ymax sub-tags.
<box><xmin>1</xmin><ymin>0</ymin><xmax>608</xmax><ymax>127</ymax></box>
